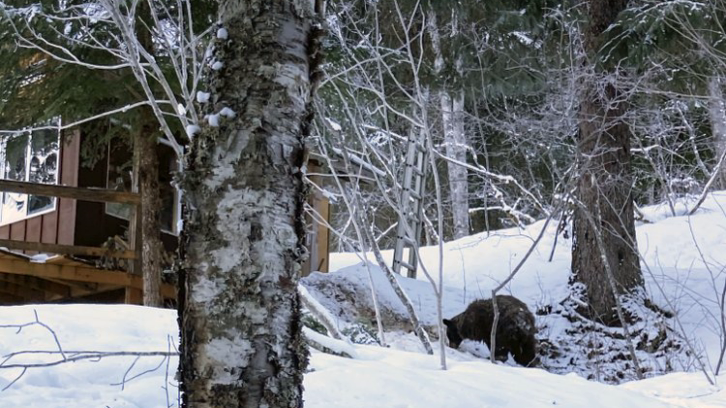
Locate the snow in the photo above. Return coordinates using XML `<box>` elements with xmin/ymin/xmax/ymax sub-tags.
<box><xmin>211</xmin><ymin>60</ymin><xmax>223</xmax><ymax>71</ymax></box>
<box><xmin>216</xmin><ymin>27</ymin><xmax>228</xmax><ymax>40</ymax></box>
<box><xmin>28</xmin><ymin>254</ymin><xmax>50</xmax><ymax>263</ymax></box>
<box><xmin>2</xmin><ymin>193</ymin><xmax>726</xmax><ymax>407</ymax></box>
<box><xmin>195</xmin><ymin>91</ymin><xmax>210</xmax><ymax>104</ymax></box>
<box><xmin>185</xmin><ymin>124</ymin><xmax>200</xmax><ymax>138</ymax></box>
<box><xmin>207</xmin><ymin>114</ymin><xmax>219</xmax><ymax>127</ymax></box>
<box><xmin>2</xmin><ymin>304</ymin><xmax>718</xmax><ymax>408</ymax></box>
<box><xmin>325</xmin><ymin>117</ymin><xmax>342</xmax><ymax>132</ymax></box>
<box><xmin>219</xmin><ymin>107</ymin><xmax>236</xmax><ymax>118</ymax></box>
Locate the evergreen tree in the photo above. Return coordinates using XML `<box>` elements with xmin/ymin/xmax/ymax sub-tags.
<box><xmin>0</xmin><ymin>0</ymin><xmax>214</xmax><ymax>306</ymax></box>
<box><xmin>571</xmin><ymin>0</ymin><xmax>643</xmax><ymax>325</ymax></box>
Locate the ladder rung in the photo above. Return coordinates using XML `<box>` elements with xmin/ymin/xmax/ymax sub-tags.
<box><xmin>409</xmin><ymin>190</ymin><xmax>422</xmax><ymax>201</ymax></box>
<box><xmin>399</xmin><ymin>260</ymin><xmax>416</xmax><ymax>271</ymax></box>
<box><xmin>412</xmin><ymin>167</ymin><xmax>424</xmax><ymax>177</ymax></box>
<box><xmin>415</xmin><ymin>143</ymin><xmax>426</xmax><ymax>153</ymax></box>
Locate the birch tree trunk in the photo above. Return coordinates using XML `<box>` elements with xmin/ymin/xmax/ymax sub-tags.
<box><xmin>178</xmin><ymin>1</ymin><xmax>322</xmax><ymax>406</ymax></box>
<box><xmin>427</xmin><ymin>11</ymin><xmax>469</xmax><ymax>240</ymax></box>
<box><xmin>708</xmin><ymin>76</ymin><xmax>726</xmax><ymax>190</ymax></box>
<box><xmin>571</xmin><ymin>0</ymin><xmax>643</xmax><ymax>326</ymax></box>
<box><xmin>441</xmin><ymin>90</ymin><xmax>469</xmax><ymax>239</ymax></box>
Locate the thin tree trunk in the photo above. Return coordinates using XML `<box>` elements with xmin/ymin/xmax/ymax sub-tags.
<box><xmin>178</xmin><ymin>1</ymin><xmax>322</xmax><ymax>407</ymax></box>
<box><xmin>708</xmin><ymin>76</ymin><xmax>726</xmax><ymax>190</ymax></box>
<box><xmin>134</xmin><ymin>109</ymin><xmax>163</xmax><ymax>307</ymax></box>
<box><xmin>571</xmin><ymin>0</ymin><xmax>643</xmax><ymax>326</ymax></box>
<box><xmin>134</xmin><ymin>1</ymin><xmax>163</xmax><ymax>307</ymax></box>
<box><xmin>441</xmin><ymin>90</ymin><xmax>469</xmax><ymax>239</ymax></box>
<box><xmin>427</xmin><ymin>11</ymin><xmax>469</xmax><ymax>240</ymax></box>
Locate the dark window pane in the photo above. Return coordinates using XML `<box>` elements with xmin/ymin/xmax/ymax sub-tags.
<box><xmin>28</xmin><ymin>129</ymin><xmax>59</xmax><ymax>215</ymax></box>
<box><xmin>2</xmin><ymin>134</ymin><xmax>29</xmax><ymax>224</ymax></box>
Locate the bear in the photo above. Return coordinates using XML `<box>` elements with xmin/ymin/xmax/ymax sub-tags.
<box><xmin>443</xmin><ymin>295</ymin><xmax>538</xmax><ymax>366</ymax></box>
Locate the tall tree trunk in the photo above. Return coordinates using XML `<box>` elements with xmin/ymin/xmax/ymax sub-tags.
<box><xmin>441</xmin><ymin>90</ymin><xmax>469</xmax><ymax>239</ymax></box>
<box><xmin>427</xmin><ymin>11</ymin><xmax>469</xmax><ymax>240</ymax></box>
<box><xmin>571</xmin><ymin>0</ymin><xmax>643</xmax><ymax>326</ymax></box>
<box><xmin>133</xmin><ymin>1</ymin><xmax>163</xmax><ymax>307</ymax></box>
<box><xmin>708</xmin><ymin>76</ymin><xmax>726</xmax><ymax>190</ymax></box>
<box><xmin>133</xmin><ymin>108</ymin><xmax>163</xmax><ymax>307</ymax></box>
<box><xmin>178</xmin><ymin>1</ymin><xmax>322</xmax><ymax>406</ymax></box>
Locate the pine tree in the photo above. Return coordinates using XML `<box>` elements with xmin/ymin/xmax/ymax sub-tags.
<box><xmin>571</xmin><ymin>0</ymin><xmax>643</xmax><ymax>325</ymax></box>
<box><xmin>0</xmin><ymin>0</ymin><xmax>213</xmax><ymax>306</ymax></box>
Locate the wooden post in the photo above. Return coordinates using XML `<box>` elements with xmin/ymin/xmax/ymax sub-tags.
<box><xmin>128</xmin><ymin>203</ymin><xmax>143</xmax><ymax>275</ymax></box>
<box><xmin>302</xmin><ymin>160</ymin><xmax>330</xmax><ymax>276</ymax></box>
<box><xmin>124</xmin><ymin>287</ymin><xmax>143</xmax><ymax>304</ymax></box>
<box><xmin>125</xmin><ymin>202</ymin><xmax>143</xmax><ymax>304</ymax></box>
<box><xmin>314</xmin><ymin>197</ymin><xmax>330</xmax><ymax>273</ymax></box>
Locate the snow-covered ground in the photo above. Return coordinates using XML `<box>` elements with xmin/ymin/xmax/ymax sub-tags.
<box><xmin>1</xmin><ymin>192</ymin><xmax>726</xmax><ymax>407</ymax></box>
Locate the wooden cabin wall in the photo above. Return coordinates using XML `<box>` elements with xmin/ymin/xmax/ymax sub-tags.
<box><xmin>75</xmin><ymin>133</ymin><xmax>178</xmax><ymax>253</ymax></box>
<box><xmin>0</xmin><ymin>129</ymin><xmax>80</xmax><ymax>248</ymax></box>
<box><xmin>75</xmin><ymin>132</ymin><xmax>127</xmax><ymax>248</ymax></box>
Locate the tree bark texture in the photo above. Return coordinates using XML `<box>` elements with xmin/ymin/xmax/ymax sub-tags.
<box><xmin>131</xmin><ymin>0</ymin><xmax>163</xmax><ymax>307</ymax></box>
<box><xmin>440</xmin><ymin>90</ymin><xmax>469</xmax><ymax>240</ymax></box>
<box><xmin>708</xmin><ymin>77</ymin><xmax>726</xmax><ymax>190</ymax></box>
<box><xmin>178</xmin><ymin>1</ymin><xmax>321</xmax><ymax>407</ymax></box>
<box><xmin>571</xmin><ymin>0</ymin><xmax>643</xmax><ymax>326</ymax></box>
<box><xmin>134</xmin><ymin>108</ymin><xmax>163</xmax><ymax>307</ymax></box>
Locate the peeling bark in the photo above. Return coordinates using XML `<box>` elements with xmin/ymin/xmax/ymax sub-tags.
<box><xmin>571</xmin><ymin>0</ymin><xmax>643</xmax><ymax>326</ymax></box>
<box><xmin>178</xmin><ymin>1</ymin><xmax>322</xmax><ymax>407</ymax></box>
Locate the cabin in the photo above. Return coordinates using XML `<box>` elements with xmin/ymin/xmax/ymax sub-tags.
<box><xmin>0</xmin><ymin>126</ymin><xmax>331</xmax><ymax>305</ymax></box>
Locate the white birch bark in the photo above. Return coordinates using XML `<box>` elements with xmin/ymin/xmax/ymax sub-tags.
<box><xmin>441</xmin><ymin>90</ymin><xmax>470</xmax><ymax>239</ymax></box>
<box><xmin>178</xmin><ymin>1</ymin><xmax>323</xmax><ymax>407</ymax></box>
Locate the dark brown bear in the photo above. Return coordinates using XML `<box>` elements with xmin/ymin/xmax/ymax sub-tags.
<box><xmin>443</xmin><ymin>295</ymin><xmax>538</xmax><ymax>366</ymax></box>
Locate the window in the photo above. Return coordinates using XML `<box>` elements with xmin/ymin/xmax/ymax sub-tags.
<box><xmin>0</xmin><ymin>128</ymin><xmax>60</xmax><ymax>225</ymax></box>
<box><xmin>105</xmin><ymin>140</ymin><xmax>181</xmax><ymax>235</ymax></box>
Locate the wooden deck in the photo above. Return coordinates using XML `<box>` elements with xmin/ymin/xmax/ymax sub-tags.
<box><xmin>0</xmin><ymin>249</ymin><xmax>175</xmax><ymax>305</ymax></box>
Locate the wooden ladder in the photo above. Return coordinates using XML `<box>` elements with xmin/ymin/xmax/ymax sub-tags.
<box><xmin>392</xmin><ymin>131</ymin><xmax>428</xmax><ymax>279</ymax></box>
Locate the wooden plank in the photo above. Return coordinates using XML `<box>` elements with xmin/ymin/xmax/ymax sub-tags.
<box><xmin>41</xmin><ymin>210</ymin><xmax>58</xmax><ymax>244</ymax></box>
<box><xmin>60</xmin><ymin>129</ymin><xmax>80</xmax><ymax>187</ymax></box>
<box><xmin>303</xmin><ymin>165</ymin><xmax>330</xmax><ymax>276</ymax></box>
<box><xmin>0</xmin><ymin>180</ymin><xmax>140</xmax><ymax>204</ymax></box>
<box><xmin>0</xmin><ymin>273</ymin><xmax>71</xmax><ymax>297</ymax></box>
<box><xmin>25</xmin><ymin>216</ymin><xmax>41</xmax><ymax>256</ymax></box>
<box><xmin>0</xmin><ymin>257</ymin><xmax>175</xmax><ymax>297</ymax></box>
<box><xmin>0</xmin><ymin>226</ymin><xmax>8</xmax><ymax>240</ymax></box>
<box><xmin>0</xmin><ymin>258</ymin><xmax>139</xmax><ymax>286</ymax></box>
<box><xmin>0</xmin><ymin>292</ymin><xmax>23</xmax><ymax>303</ymax></box>
<box><xmin>10</xmin><ymin>222</ymin><xmax>25</xmax><ymax>245</ymax></box>
<box><xmin>160</xmin><ymin>281</ymin><xmax>175</xmax><ymax>300</ymax></box>
<box><xmin>0</xmin><ymin>238</ymin><xmax>137</xmax><ymax>259</ymax></box>
<box><xmin>124</xmin><ymin>287</ymin><xmax>143</xmax><ymax>304</ymax></box>
<box><xmin>0</xmin><ymin>280</ymin><xmax>45</xmax><ymax>301</ymax></box>
<box><xmin>315</xmin><ymin>197</ymin><xmax>330</xmax><ymax>273</ymax></box>
<box><xmin>26</xmin><ymin>216</ymin><xmax>41</xmax><ymax>243</ymax></box>
<box><xmin>58</xmin><ymin>130</ymin><xmax>79</xmax><ymax>246</ymax></box>
<box><xmin>128</xmin><ymin>203</ymin><xmax>143</xmax><ymax>275</ymax></box>
<box><xmin>57</xmin><ymin>197</ymin><xmax>75</xmax><ymax>245</ymax></box>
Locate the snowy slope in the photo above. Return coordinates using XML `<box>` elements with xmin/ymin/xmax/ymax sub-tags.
<box><xmin>328</xmin><ymin>192</ymin><xmax>726</xmax><ymax>372</ymax></box>
<box><xmin>1</xmin><ymin>304</ymin><xmax>721</xmax><ymax>408</ymax></box>
<box><xmin>0</xmin><ymin>192</ymin><xmax>725</xmax><ymax>407</ymax></box>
